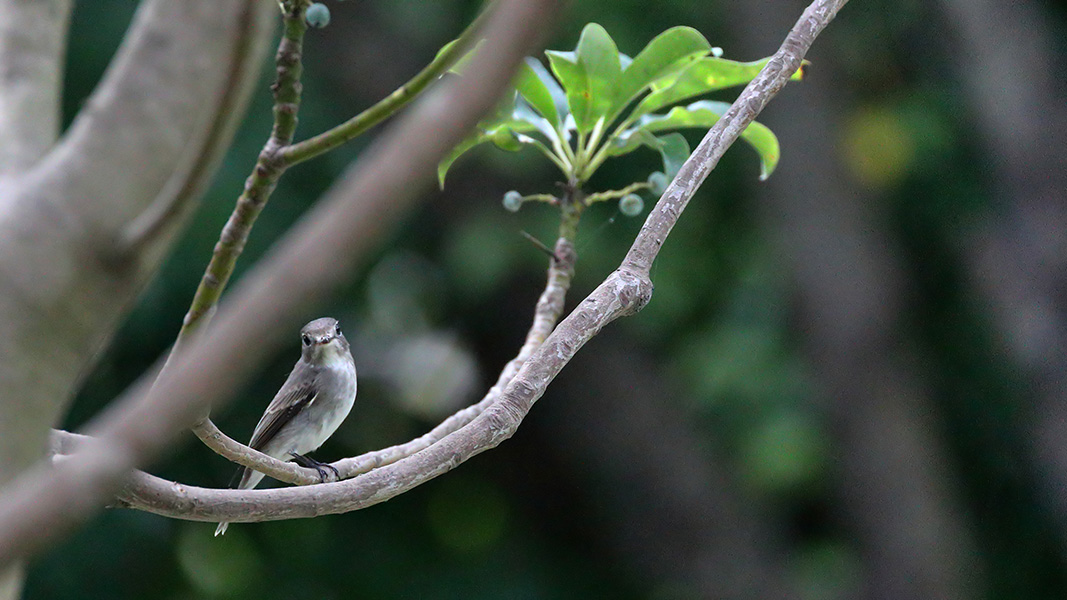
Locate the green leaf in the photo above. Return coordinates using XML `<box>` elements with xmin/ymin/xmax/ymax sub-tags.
<box><xmin>438</xmin><ymin>111</ymin><xmax>541</xmax><ymax>188</ymax></box>
<box><xmin>617</xmin><ymin>100</ymin><xmax>782</xmax><ymax>180</ymax></box>
<box><xmin>609</xmin><ymin>26</ymin><xmax>710</xmax><ymax>123</ymax></box>
<box><xmin>609</xmin><ymin>126</ymin><xmax>661</xmax><ymax>156</ymax></box>
<box><xmin>544</xmin><ymin>23</ymin><xmax>621</xmax><ymax>135</ymax></box>
<box><xmin>634</xmin><ymin>57</ymin><xmax>807</xmax><ymax>119</ymax></box>
<box><xmin>515</xmin><ymin>58</ymin><xmax>565</xmax><ymax>128</ymax></box>
<box><xmin>656</xmin><ymin>133</ymin><xmax>690</xmax><ymax>179</ymax></box>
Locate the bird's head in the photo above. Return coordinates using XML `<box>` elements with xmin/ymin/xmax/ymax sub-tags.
<box><xmin>299</xmin><ymin>317</ymin><xmax>351</xmax><ymax>365</ymax></box>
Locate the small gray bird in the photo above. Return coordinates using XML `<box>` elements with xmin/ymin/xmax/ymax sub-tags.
<box><xmin>215</xmin><ymin>317</ymin><xmax>357</xmax><ymax>536</ymax></box>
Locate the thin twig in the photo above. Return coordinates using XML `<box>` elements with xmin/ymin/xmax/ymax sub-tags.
<box><xmin>520</xmin><ymin>231</ymin><xmax>557</xmax><ymax>259</ymax></box>
<box><xmin>178</xmin><ymin>1</ymin><xmax>310</xmax><ymax>340</ymax></box>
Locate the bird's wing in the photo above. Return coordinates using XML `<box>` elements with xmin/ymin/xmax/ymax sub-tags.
<box><xmin>248</xmin><ymin>371</ymin><xmax>318</xmax><ymax>452</ymax></box>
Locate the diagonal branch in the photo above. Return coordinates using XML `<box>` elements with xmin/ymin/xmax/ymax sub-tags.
<box><xmin>183</xmin><ymin>0</ymin><xmax>499</xmax><ymax>468</ymax></box>
<box><xmin>21</xmin><ymin>0</ymin><xmax>846</xmax><ymax>530</ymax></box>
<box><xmin>0</xmin><ymin>0</ymin><xmax>563</xmax><ymax>566</ymax></box>
<box><xmin>176</xmin><ymin>1</ymin><xmax>312</xmax><ymax>340</ymax></box>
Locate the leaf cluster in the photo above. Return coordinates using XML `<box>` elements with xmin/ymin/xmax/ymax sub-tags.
<box><xmin>439</xmin><ymin>23</ymin><xmax>806</xmax><ymax>201</ymax></box>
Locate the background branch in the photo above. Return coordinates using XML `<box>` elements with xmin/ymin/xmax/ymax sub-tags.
<box><xmin>938</xmin><ymin>0</ymin><xmax>1067</xmax><ymax>550</ymax></box>
<box><xmin>729</xmin><ymin>4</ymin><xmax>981</xmax><ymax>598</ymax></box>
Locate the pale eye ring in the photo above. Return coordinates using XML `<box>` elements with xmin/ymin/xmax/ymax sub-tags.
<box><xmin>301</xmin><ymin>334</ymin><xmax>312</xmax><ymax>346</ymax></box>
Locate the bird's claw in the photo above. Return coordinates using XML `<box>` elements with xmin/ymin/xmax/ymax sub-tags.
<box><xmin>289</xmin><ymin>452</ymin><xmax>340</xmax><ymax>483</ymax></box>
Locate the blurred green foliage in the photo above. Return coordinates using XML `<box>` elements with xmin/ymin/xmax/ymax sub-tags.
<box><xmin>27</xmin><ymin>1</ymin><xmax>1067</xmax><ymax>599</ymax></box>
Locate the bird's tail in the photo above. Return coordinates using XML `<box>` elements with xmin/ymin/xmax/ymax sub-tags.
<box><xmin>214</xmin><ymin>465</ymin><xmax>252</xmax><ymax>537</ymax></box>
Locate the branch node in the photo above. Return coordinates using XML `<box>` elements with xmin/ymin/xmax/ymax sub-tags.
<box><xmin>615</xmin><ymin>268</ymin><xmax>654</xmax><ymax>317</ymax></box>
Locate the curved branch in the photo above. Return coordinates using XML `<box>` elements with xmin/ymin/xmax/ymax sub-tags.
<box><xmin>9</xmin><ymin>0</ymin><xmax>848</xmax><ymax>530</ymax></box>
<box><xmin>197</xmin><ymin>233</ymin><xmax>577</xmax><ymax>485</ymax></box>
<box><xmin>191</xmin><ymin>419</ymin><xmax>323</xmax><ymax>485</ymax></box>
<box><xmin>110</xmin><ymin>271</ymin><xmax>650</xmax><ymax>524</ymax></box>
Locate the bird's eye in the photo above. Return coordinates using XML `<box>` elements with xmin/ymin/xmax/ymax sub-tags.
<box><xmin>301</xmin><ymin>334</ymin><xmax>312</xmax><ymax>346</ymax></box>
<box><xmin>334</xmin><ymin>323</ymin><xmax>342</xmax><ymax>336</ymax></box>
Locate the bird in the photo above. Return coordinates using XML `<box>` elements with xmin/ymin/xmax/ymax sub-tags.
<box><xmin>215</xmin><ymin>317</ymin><xmax>357</xmax><ymax>536</ymax></box>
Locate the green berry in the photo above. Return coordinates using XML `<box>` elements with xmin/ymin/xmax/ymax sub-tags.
<box><xmin>619</xmin><ymin>194</ymin><xmax>644</xmax><ymax>217</ymax></box>
<box><xmin>502</xmin><ymin>191</ymin><xmax>523</xmax><ymax>213</ymax></box>
<box><xmin>647</xmin><ymin>171</ymin><xmax>668</xmax><ymax>196</ymax></box>
<box><xmin>490</xmin><ymin>128</ymin><xmax>523</xmax><ymax>152</ymax></box>
<box><xmin>305</xmin><ymin>3</ymin><xmax>330</xmax><ymax>28</ymax></box>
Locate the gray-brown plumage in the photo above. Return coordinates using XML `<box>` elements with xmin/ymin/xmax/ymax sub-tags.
<box><xmin>215</xmin><ymin>317</ymin><xmax>357</xmax><ymax>536</ymax></box>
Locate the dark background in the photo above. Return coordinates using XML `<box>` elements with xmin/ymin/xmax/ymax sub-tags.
<box><xmin>26</xmin><ymin>0</ymin><xmax>1067</xmax><ymax>598</ymax></box>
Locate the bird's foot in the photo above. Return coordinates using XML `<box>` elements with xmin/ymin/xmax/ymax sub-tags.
<box><xmin>289</xmin><ymin>452</ymin><xmax>340</xmax><ymax>483</ymax></box>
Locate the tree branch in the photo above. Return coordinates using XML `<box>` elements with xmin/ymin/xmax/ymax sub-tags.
<box><xmin>177</xmin><ymin>0</ymin><xmax>312</xmax><ymax>339</ymax></box>
<box><xmin>0</xmin><ymin>0</ymin><xmax>849</xmax><ymax>538</ymax></box>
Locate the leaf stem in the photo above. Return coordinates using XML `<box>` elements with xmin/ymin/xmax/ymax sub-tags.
<box><xmin>584</xmin><ymin>181</ymin><xmax>651</xmax><ymax>204</ymax></box>
<box><xmin>280</xmin><ymin>6</ymin><xmax>489</xmax><ymax>166</ymax></box>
